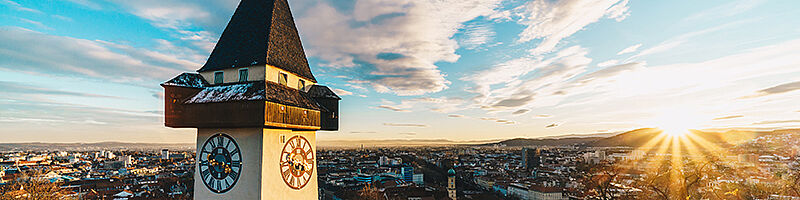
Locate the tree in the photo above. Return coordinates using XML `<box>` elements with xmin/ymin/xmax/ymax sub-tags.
<box><xmin>0</xmin><ymin>170</ymin><xmax>74</xmax><ymax>200</ymax></box>
<box><xmin>358</xmin><ymin>184</ymin><xmax>383</xmax><ymax>200</ymax></box>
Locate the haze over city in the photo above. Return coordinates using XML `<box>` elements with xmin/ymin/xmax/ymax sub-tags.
<box><xmin>1</xmin><ymin>0</ymin><xmax>799</xmax><ymax>144</ymax></box>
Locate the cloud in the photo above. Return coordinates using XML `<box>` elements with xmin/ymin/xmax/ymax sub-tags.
<box><xmin>52</xmin><ymin>15</ymin><xmax>74</xmax><ymax>22</ymax></box>
<box><xmin>349</xmin><ymin>131</ymin><xmax>378</xmax><ymax>134</ymax></box>
<box><xmin>545</xmin><ymin>123</ymin><xmax>560</xmax><ymax>128</ymax></box>
<box><xmin>466</xmin><ymin>45</ymin><xmax>593</xmax><ymax>111</ymax></box>
<box><xmin>448</xmin><ymin>114</ymin><xmax>465</xmax><ymax>118</ymax></box>
<box><xmin>534</xmin><ymin>114</ymin><xmax>553</xmax><ymax>118</ymax></box>
<box><xmin>512</xmin><ymin>109</ymin><xmax>530</xmax><ymax>115</ymax></box>
<box><xmin>517</xmin><ymin>0</ymin><xmax>631</xmax><ymax>54</ymax></box>
<box><xmin>479</xmin><ymin>117</ymin><xmax>498</xmax><ymax>121</ymax></box>
<box><xmin>713</xmin><ymin>115</ymin><xmax>744</xmax><ymax>120</ymax></box>
<box><xmin>0</xmin><ymin>28</ymin><xmax>200</xmax><ymax>85</ymax></box>
<box><xmin>458</xmin><ymin>22</ymin><xmax>495</xmax><ymax>50</ymax></box>
<box><xmin>332</xmin><ymin>88</ymin><xmax>354</xmax><ymax>96</ymax></box>
<box><xmin>63</xmin><ymin>0</ymin><xmax>104</xmax><ymax>10</ymax></box>
<box><xmin>626</xmin><ymin>20</ymin><xmax>753</xmax><ymax>62</ymax></box>
<box><xmin>377</xmin><ymin>105</ymin><xmax>410</xmax><ymax>112</ymax></box>
<box><xmin>684</xmin><ymin>0</ymin><xmax>766</xmax><ymax>22</ymax></box>
<box><xmin>297</xmin><ymin>0</ymin><xmax>504</xmax><ymax>95</ymax></box>
<box><xmin>1</xmin><ymin>0</ymin><xmax>43</xmax><ymax>14</ymax></box>
<box><xmin>742</xmin><ymin>81</ymin><xmax>800</xmax><ymax>98</ymax></box>
<box><xmin>575</xmin><ymin>62</ymin><xmax>644</xmax><ymax>84</ymax></box>
<box><xmin>0</xmin><ymin>81</ymin><xmax>122</xmax><ymax>99</ymax></box>
<box><xmin>398</xmin><ymin>132</ymin><xmax>417</xmax><ymax>136</ymax></box>
<box><xmin>495</xmin><ymin>119</ymin><xmax>516</xmax><ymax>125</ymax></box>
<box><xmin>382</xmin><ymin>97</ymin><xmax>468</xmax><ymax>113</ymax></box>
<box><xmin>383</xmin><ymin>123</ymin><xmax>427</xmax><ymax>128</ymax></box>
<box><xmin>617</xmin><ymin>43</ymin><xmax>642</xmax><ymax>55</ymax></box>
<box><xmin>752</xmin><ymin>120</ymin><xmax>800</xmax><ymax>125</ymax></box>
<box><xmin>18</xmin><ymin>18</ymin><xmax>51</xmax><ymax>30</ymax></box>
<box><xmin>597</xmin><ymin>60</ymin><xmax>619</xmax><ymax>67</ymax></box>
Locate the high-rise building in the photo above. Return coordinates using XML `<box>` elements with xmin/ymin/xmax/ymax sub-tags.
<box><xmin>161</xmin><ymin>149</ymin><xmax>169</xmax><ymax>160</ymax></box>
<box><xmin>448</xmin><ymin>168</ymin><xmax>457</xmax><ymax>200</ymax></box>
<box><xmin>522</xmin><ymin>148</ymin><xmax>541</xmax><ymax>170</ymax></box>
<box><xmin>379</xmin><ymin>156</ymin><xmax>389</xmax><ymax>166</ymax></box>
<box><xmin>161</xmin><ymin>0</ymin><xmax>341</xmax><ymax>198</ymax></box>
<box><xmin>120</xmin><ymin>155</ymin><xmax>133</xmax><ymax>167</ymax></box>
<box><xmin>413</xmin><ymin>173</ymin><xmax>424</xmax><ymax>186</ymax></box>
<box><xmin>401</xmin><ymin>166</ymin><xmax>414</xmax><ymax>182</ymax></box>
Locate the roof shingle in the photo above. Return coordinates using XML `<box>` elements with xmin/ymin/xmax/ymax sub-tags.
<box><xmin>198</xmin><ymin>0</ymin><xmax>316</xmax><ymax>82</ymax></box>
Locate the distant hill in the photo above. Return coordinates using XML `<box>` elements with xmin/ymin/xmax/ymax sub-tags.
<box><xmin>589</xmin><ymin>128</ymin><xmax>798</xmax><ymax>147</ymax></box>
<box><xmin>0</xmin><ymin>142</ymin><xmax>194</xmax><ymax>152</ymax></box>
<box><xmin>482</xmin><ymin>137</ymin><xmax>604</xmax><ymax>147</ymax></box>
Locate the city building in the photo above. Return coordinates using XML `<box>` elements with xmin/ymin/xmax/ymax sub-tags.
<box><xmin>523</xmin><ymin>148</ymin><xmax>541</xmax><ymax>170</ymax></box>
<box><xmin>412</xmin><ymin>173</ymin><xmax>424</xmax><ymax>186</ymax></box>
<box><xmin>161</xmin><ymin>149</ymin><xmax>169</xmax><ymax>160</ymax></box>
<box><xmin>401</xmin><ymin>166</ymin><xmax>414</xmax><ymax>182</ymax></box>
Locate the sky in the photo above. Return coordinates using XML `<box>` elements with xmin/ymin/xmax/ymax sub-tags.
<box><xmin>1</xmin><ymin>0</ymin><xmax>799</xmax><ymax>143</ymax></box>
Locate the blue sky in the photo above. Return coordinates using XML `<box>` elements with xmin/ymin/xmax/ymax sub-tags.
<box><xmin>1</xmin><ymin>0</ymin><xmax>799</xmax><ymax>143</ymax></box>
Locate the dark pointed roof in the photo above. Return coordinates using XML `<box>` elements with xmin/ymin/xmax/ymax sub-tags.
<box><xmin>307</xmin><ymin>85</ymin><xmax>341</xmax><ymax>100</ymax></box>
<box><xmin>198</xmin><ymin>0</ymin><xmax>316</xmax><ymax>83</ymax></box>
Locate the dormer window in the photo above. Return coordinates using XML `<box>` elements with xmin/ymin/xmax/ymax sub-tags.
<box><xmin>238</xmin><ymin>68</ymin><xmax>249</xmax><ymax>82</ymax></box>
<box><xmin>214</xmin><ymin>71</ymin><xmax>224</xmax><ymax>84</ymax></box>
<box><xmin>298</xmin><ymin>79</ymin><xmax>305</xmax><ymax>90</ymax></box>
<box><xmin>278</xmin><ymin>73</ymin><xmax>288</xmax><ymax>86</ymax></box>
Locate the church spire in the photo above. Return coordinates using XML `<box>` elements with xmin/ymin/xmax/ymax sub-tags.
<box><xmin>199</xmin><ymin>0</ymin><xmax>316</xmax><ymax>83</ymax></box>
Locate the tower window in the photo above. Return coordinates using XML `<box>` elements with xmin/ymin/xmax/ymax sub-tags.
<box><xmin>278</xmin><ymin>73</ymin><xmax>288</xmax><ymax>86</ymax></box>
<box><xmin>238</xmin><ymin>68</ymin><xmax>249</xmax><ymax>82</ymax></box>
<box><xmin>214</xmin><ymin>71</ymin><xmax>224</xmax><ymax>84</ymax></box>
<box><xmin>298</xmin><ymin>79</ymin><xmax>305</xmax><ymax>89</ymax></box>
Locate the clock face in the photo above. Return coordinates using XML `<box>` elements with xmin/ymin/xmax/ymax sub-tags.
<box><xmin>279</xmin><ymin>135</ymin><xmax>314</xmax><ymax>190</ymax></box>
<box><xmin>198</xmin><ymin>133</ymin><xmax>242</xmax><ymax>194</ymax></box>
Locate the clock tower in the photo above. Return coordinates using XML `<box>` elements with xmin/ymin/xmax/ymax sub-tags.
<box><xmin>160</xmin><ymin>0</ymin><xmax>340</xmax><ymax>199</ymax></box>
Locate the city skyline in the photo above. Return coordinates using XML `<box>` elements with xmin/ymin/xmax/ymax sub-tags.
<box><xmin>2</xmin><ymin>0</ymin><xmax>800</xmax><ymax>143</ymax></box>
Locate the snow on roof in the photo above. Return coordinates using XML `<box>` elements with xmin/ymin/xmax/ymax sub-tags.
<box><xmin>184</xmin><ymin>82</ymin><xmax>265</xmax><ymax>104</ymax></box>
<box><xmin>162</xmin><ymin>73</ymin><xmax>208</xmax><ymax>88</ymax></box>
<box><xmin>182</xmin><ymin>81</ymin><xmax>323</xmax><ymax>110</ymax></box>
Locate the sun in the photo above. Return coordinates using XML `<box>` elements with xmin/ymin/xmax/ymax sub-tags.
<box><xmin>641</xmin><ymin>108</ymin><xmax>709</xmax><ymax>137</ymax></box>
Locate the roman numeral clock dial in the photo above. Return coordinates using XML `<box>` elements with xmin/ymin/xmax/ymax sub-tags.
<box><xmin>280</xmin><ymin>135</ymin><xmax>314</xmax><ymax>190</ymax></box>
<box><xmin>198</xmin><ymin>133</ymin><xmax>242</xmax><ymax>194</ymax></box>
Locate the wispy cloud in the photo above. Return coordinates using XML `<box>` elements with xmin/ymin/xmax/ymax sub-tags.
<box><xmin>742</xmin><ymin>81</ymin><xmax>800</xmax><ymax>98</ymax></box>
<box><xmin>383</xmin><ymin>123</ymin><xmax>427</xmax><ymax>128</ymax></box>
<box><xmin>545</xmin><ymin>123</ymin><xmax>560</xmax><ymax>128</ymax></box>
<box><xmin>377</xmin><ymin>105</ymin><xmax>410</xmax><ymax>112</ymax></box>
<box><xmin>448</xmin><ymin>114</ymin><xmax>465</xmax><ymax>118</ymax></box>
<box><xmin>332</xmin><ymin>88</ymin><xmax>353</xmax><ymax>96</ymax></box>
<box><xmin>459</xmin><ymin>22</ymin><xmax>495</xmax><ymax>50</ymax></box>
<box><xmin>0</xmin><ymin>81</ymin><xmax>122</xmax><ymax>99</ymax></box>
<box><xmin>1</xmin><ymin>0</ymin><xmax>43</xmax><ymax>14</ymax></box>
<box><xmin>752</xmin><ymin>120</ymin><xmax>800</xmax><ymax>125</ymax></box>
<box><xmin>0</xmin><ymin>27</ymin><xmax>200</xmax><ymax>85</ymax></box>
<box><xmin>684</xmin><ymin>0</ymin><xmax>766</xmax><ymax>21</ymax></box>
<box><xmin>18</xmin><ymin>18</ymin><xmax>51</xmax><ymax>30</ymax></box>
<box><xmin>349</xmin><ymin>131</ymin><xmax>378</xmax><ymax>134</ymax></box>
<box><xmin>398</xmin><ymin>132</ymin><xmax>417</xmax><ymax>136</ymax></box>
<box><xmin>517</xmin><ymin>0</ymin><xmax>631</xmax><ymax>54</ymax></box>
<box><xmin>713</xmin><ymin>115</ymin><xmax>744</xmax><ymax>120</ymax></box>
<box><xmin>617</xmin><ymin>43</ymin><xmax>642</xmax><ymax>55</ymax></box>
<box><xmin>512</xmin><ymin>109</ymin><xmax>530</xmax><ymax>115</ymax></box>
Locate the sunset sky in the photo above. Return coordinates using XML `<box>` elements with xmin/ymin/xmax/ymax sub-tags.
<box><xmin>1</xmin><ymin>0</ymin><xmax>799</xmax><ymax>143</ymax></box>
